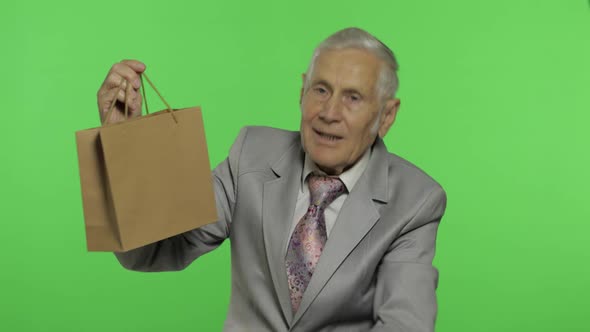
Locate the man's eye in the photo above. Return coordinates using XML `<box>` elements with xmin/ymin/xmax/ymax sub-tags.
<box><xmin>348</xmin><ymin>94</ymin><xmax>361</xmax><ymax>102</ymax></box>
<box><xmin>315</xmin><ymin>87</ymin><xmax>327</xmax><ymax>94</ymax></box>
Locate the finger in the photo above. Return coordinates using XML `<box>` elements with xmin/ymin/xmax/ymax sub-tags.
<box><xmin>116</xmin><ymin>87</ymin><xmax>139</xmax><ymax>105</ymax></box>
<box><xmin>98</xmin><ymin>89</ymin><xmax>120</xmax><ymax>121</ymax></box>
<box><xmin>98</xmin><ymin>73</ymin><xmax>123</xmax><ymax>99</ymax></box>
<box><xmin>107</xmin><ymin>93</ymin><xmax>141</xmax><ymax>121</ymax></box>
<box><xmin>99</xmin><ymin>85</ymin><xmax>137</xmax><ymax>113</ymax></box>
<box><xmin>120</xmin><ymin>59</ymin><xmax>146</xmax><ymax>73</ymax></box>
<box><xmin>124</xmin><ymin>81</ymin><xmax>133</xmax><ymax>117</ymax></box>
<box><xmin>104</xmin><ymin>107</ymin><xmax>126</xmax><ymax>124</ymax></box>
<box><xmin>98</xmin><ymin>86</ymin><xmax>119</xmax><ymax>114</ymax></box>
<box><xmin>108</xmin><ymin>63</ymin><xmax>142</xmax><ymax>89</ymax></box>
<box><xmin>127</xmin><ymin>93</ymin><xmax>142</xmax><ymax>118</ymax></box>
<box><xmin>101</xmin><ymin>72</ymin><xmax>132</xmax><ymax>91</ymax></box>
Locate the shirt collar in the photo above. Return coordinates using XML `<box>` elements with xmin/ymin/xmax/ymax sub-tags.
<box><xmin>301</xmin><ymin>147</ymin><xmax>372</xmax><ymax>193</ymax></box>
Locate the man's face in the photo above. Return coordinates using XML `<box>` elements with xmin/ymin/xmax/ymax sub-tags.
<box><xmin>300</xmin><ymin>48</ymin><xmax>399</xmax><ymax>175</ymax></box>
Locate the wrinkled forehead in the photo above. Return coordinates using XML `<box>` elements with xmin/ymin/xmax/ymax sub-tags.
<box><xmin>310</xmin><ymin>48</ymin><xmax>383</xmax><ymax>95</ymax></box>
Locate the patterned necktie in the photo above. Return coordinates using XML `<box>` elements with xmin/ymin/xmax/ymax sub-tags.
<box><xmin>285</xmin><ymin>174</ymin><xmax>346</xmax><ymax>313</ymax></box>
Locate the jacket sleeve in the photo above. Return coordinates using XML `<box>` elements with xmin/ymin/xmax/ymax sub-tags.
<box><xmin>370</xmin><ymin>186</ymin><xmax>447</xmax><ymax>332</ymax></box>
<box><xmin>113</xmin><ymin>127</ymin><xmax>249</xmax><ymax>272</ymax></box>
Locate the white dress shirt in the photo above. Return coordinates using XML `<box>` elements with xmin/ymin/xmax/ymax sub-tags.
<box><xmin>286</xmin><ymin>147</ymin><xmax>372</xmax><ymax>248</ymax></box>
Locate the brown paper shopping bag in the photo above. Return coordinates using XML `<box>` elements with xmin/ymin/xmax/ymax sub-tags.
<box><xmin>75</xmin><ymin>73</ymin><xmax>218</xmax><ymax>252</ymax></box>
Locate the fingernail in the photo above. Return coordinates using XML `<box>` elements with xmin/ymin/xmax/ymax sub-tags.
<box><xmin>133</xmin><ymin>79</ymin><xmax>141</xmax><ymax>89</ymax></box>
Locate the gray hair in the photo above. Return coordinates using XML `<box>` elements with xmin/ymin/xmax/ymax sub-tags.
<box><xmin>303</xmin><ymin>27</ymin><xmax>400</xmax><ymax>100</ymax></box>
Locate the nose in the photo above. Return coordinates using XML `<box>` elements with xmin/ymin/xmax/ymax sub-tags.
<box><xmin>319</xmin><ymin>95</ymin><xmax>343</xmax><ymax>123</ymax></box>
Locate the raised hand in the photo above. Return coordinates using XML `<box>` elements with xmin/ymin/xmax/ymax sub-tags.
<box><xmin>97</xmin><ymin>60</ymin><xmax>146</xmax><ymax>124</ymax></box>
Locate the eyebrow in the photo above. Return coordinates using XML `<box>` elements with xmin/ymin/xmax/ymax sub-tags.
<box><xmin>312</xmin><ymin>79</ymin><xmax>332</xmax><ymax>90</ymax></box>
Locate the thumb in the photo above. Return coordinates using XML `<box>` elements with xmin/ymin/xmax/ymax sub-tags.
<box><xmin>129</xmin><ymin>92</ymin><xmax>143</xmax><ymax>117</ymax></box>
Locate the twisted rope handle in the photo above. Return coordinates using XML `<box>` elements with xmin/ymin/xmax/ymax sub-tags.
<box><xmin>103</xmin><ymin>72</ymin><xmax>178</xmax><ymax>125</ymax></box>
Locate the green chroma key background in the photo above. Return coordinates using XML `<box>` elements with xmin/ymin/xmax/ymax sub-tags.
<box><xmin>1</xmin><ymin>0</ymin><xmax>589</xmax><ymax>331</ymax></box>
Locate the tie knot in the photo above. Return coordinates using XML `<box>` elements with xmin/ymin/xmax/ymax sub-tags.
<box><xmin>308</xmin><ymin>174</ymin><xmax>346</xmax><ymax>210</ymax></box>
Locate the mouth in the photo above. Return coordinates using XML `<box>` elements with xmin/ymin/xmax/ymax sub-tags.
<box><xmin>313</xmin><ymin>128</ymin><xmax>343</xmax><ymax>142</ymax></box>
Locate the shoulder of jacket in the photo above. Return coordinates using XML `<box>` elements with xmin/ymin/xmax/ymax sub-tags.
<box><xmin>235</xmin><ymin>126</ymin><xmax>300</xmax><ymax>173</ymax></box>
<box><xmin>386</xmin><ymin>152</ymin><xmax>445</xmax><ymax>195</ymax></box>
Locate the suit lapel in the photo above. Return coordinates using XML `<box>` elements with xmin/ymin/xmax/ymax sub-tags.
<box><xmin>291</xmin><ymin>138</ymin><xmax>390</xmax><ymax>325</ymax></box>
<box><xmin>262</xmin><ymin>138</ymin><xmax>304</xmax><ymax>325</ymax></box>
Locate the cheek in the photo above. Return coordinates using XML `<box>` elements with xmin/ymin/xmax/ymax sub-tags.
<box><xmin>304</xmin><ymin>107</ymin><xmax>316</xmax><ymax>120</ymax></box>
<box><xmin>300</xmin><ymin>109</ymin><xmax>314</xmax><ymax>140</ymax></box>
<box><xmin>345</xmin><ymin>116</ymin><xmax>375</xmax><ymax>147</ymax></box>
<box><xmin>301</xmin><ymin>97</ymin><xmax>322</xmax><ymax>121</ymax></box>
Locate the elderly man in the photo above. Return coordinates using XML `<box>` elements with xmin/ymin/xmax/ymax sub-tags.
<box><xmin>97</xmin><ymin>27</ymin><xmax>447</xmax><ymax>332</ymax></box>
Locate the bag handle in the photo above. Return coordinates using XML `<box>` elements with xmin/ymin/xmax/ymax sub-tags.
<box><xmin>103</xmin><ymin>72</ymin><xmax>178</xmax><ymax>125</ymax></box>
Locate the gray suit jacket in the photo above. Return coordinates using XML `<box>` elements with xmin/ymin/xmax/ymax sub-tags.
<box><xmin>115</xmin><ymin>126</ymin><xmax>447</xmax><ymax>332</ymax></box>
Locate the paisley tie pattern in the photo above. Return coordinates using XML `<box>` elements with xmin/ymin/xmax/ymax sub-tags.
<box><xmin>285</xmin><ymin>174</ymin><xmax>346</xmax><ymax>313</ymax></box>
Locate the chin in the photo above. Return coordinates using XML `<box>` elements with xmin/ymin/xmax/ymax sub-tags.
<box><xmin>308</xmin><ymin>152</ymin><xmax>343</xmax><ymax>174</ymax></box>
<box><xmin>303</xmin><ymin>132</ymin><xmax>344</xmax><ymax>170</ymax></box>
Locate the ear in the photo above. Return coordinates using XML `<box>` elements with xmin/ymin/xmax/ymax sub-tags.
<box><xmin>300</xmin><ymin>73</ymin><xmax>306</xmax><ymax>104</ymax></box>
<box><xmin>378</xmin><ymin>98</ymin><xmax>401</xmax><ymax>138</ymax></box>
